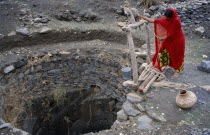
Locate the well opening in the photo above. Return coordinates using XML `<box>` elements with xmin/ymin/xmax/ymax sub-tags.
<box><xmin>25</xmin><ymin>85</ymin><xmax>119</xmax><ymax>135</ymax></box>
<box><xmin>0</xmin><ymin>48</ymin><xmax>131</xmax><ymax>135</ymax></box>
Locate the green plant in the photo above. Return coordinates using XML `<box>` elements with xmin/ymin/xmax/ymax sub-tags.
<box><xmin>52</xmin><ymin>86</ymin><xmax>66</xmax><ymax>106</ymax></box>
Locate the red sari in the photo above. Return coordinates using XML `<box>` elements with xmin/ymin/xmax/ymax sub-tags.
<box><xmin>152</xmin><ymin>8</ymin><xmax>185</xmax><ymax>71</ymax></box>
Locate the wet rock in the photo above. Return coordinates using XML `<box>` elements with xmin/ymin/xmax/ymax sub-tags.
<box><xmin>137</xmin><ymin>115</ymin><xmax>153</xmax><ymax>130</ymax></box>
<box><xmin>122</xmin><ymin>101</ymin><xmax>140</xmax><ymax>116</ymax></box>
<box><xmin>0</xmin><ymin>34</ymin><xmax>4</xmax><ymax>39</ymax></box>
<box><xmin>39</xmin><ymin>27</ymin><xmax>51</xmax><ymax>34</ymax></box>
<box><xmin>127</xmin><ymin>93</ymin><xmax>143</xmax><ymax>103</ymax></box>
<box><xmin>4</xmin><ymin>65</ymin><xmax>15</xmax><ymax>74</ymax></box>
<box><xmin>146</xmin><ymin>110</ymin><xmax>166</xmax><ymax>122</ymax></box>
<box><xmin>16</xmin><ymin>28</ymin><xmax>29</xmax><ymax>36</ymax></box>
<box><xmin>197</xmin><ymin>60</ymin><xmax>210</xmax><ymax>73</ymax></box>
<box><xmin>117</xmin><ymin>110</ymin><xmax>128</xmax><ymax>122</ymax></box>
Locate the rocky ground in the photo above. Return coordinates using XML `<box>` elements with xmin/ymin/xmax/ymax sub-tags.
<box><xmin>0</xmin><ymin>0</ymin><xmax>210</xmax><ymax>135</ymax></box>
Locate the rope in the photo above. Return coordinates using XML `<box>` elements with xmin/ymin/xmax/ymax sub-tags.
<box><xmin>144</xmin><ymin>23</ymin><xmax>166</xmax><ymax>40</ymax></box>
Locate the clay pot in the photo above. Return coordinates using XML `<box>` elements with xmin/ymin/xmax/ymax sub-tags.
<box><xmin>176</xmin><ymin>90</ymin><xmax>197</xmax><ymax>109</ymax></box>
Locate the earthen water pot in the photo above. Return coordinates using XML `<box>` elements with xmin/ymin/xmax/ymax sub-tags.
<box><xmin>176</xmin><ymin>90</ymin><xmax>197</xmax><ymax>109</ymax></box>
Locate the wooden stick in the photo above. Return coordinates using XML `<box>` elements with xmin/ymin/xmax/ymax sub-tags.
<box><xmin>127</xmin><ymin>31</ymin><xmax>138</xmax><ymax>83</ymax></box>
<box><xmin>123</xmin><ymin>7</ymin><xmax>135</xmax><ymax>23</ymax></box>
<box><xmin>138</xmin><ymin>64</ymin><xmax>151</xmax><ymax>81</ymax></box>
<box><xmin>143</xmin><ymin>73</ymin><xmax>159</xmax><ymax>93</ymax></box>
<box><xmin>138</xmin><ymin>72</ymin><xmax>154</xmax><ymax>92</ymax></box>
<box><xmin>145</xmin><ymin>24</ymin><xmax>151</xmax><ymax>64</ymax></box>
<box><xmin>135</xmin><ymin>51</ymin><xmax>147</xmax><ymax>57</ymax></box>
<box><xmin>126</xmin><ymin>20</ymin><xmax>146</xmax><ymax>29</ymax></box>
<box><xmin>138</xmin><ymin>67</ymin><xmax>148</xmax><ymax>81</ymax></box>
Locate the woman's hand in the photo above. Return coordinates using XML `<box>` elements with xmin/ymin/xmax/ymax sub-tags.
<box><xmin>138</xmin><ymin>14</ymin><xmax>154</xmax><ymax>23</ymax></box>
<box><xmin>138</xmin><ymin>14</ymin><xmax>144</xmax><ymax>20</ymax></box>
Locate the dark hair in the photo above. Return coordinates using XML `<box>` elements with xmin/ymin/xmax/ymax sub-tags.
<box><xmin>164</xmin><ymin>9</ymin><xmax>173</xmax><ymax>18</ymax></box>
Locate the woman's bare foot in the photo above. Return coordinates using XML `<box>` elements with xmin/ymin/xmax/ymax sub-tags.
<box><xmin>172</xmin><ymin>72</ymin><xmax>180</xmax><ymax>78</ymax></box>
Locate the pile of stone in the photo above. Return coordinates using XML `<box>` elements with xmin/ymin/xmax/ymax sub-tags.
<box><xmin>55</xmin><ymin>8</ymin><xmax>101</xmax><ymax>22</ymax></box>
<box><xmin>143</xmin><ymin>0</ymin><xmax>210</xmax><ymax>25</ymax></box>
<box><xmin>19</xmin><ymin>7</ymin><xmax>51</xmax><ymax>28</ymax></box>
<box><xmin>116</xmin><ymin>92</ymin><xmax>166</xmax><ymax>130</ymax></box>
<box><xmin>190</xmin><ymin>127</ymin><xmax>210</xmax><ymax>135</ymax></box>
<box><xmin>176</xmin><ymin>1</ymin><xmax>210</xmax><ymax>25</ymax></box>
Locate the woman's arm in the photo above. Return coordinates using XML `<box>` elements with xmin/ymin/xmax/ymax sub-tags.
<box><xmin>138</xmin><ymin>14</ymin><xmax>154</xmax><ymax>23</ymax></box>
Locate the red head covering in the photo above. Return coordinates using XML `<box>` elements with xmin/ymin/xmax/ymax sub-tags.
<box><xmin>152</xmin><ymin>8</ymin><xmax>185</xmax><ymax>71</ymax></box>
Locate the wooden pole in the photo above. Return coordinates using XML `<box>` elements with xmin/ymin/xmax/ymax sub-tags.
<box><xmin>127</xmin><ymin>31</ymin><xmax>138</xmax><ymax>83</ymax></box>
<box><xmin>143</xmin><ymin>74</ymin><xmax>159</xmax><ymax>93</ymax></box>
<box><xmin>138</xmin><ymin>72</ymin><xmax>154</xmax><ymax>92</ymax></box>
<box><xmin>138</xmin><ymin>64</ymin><xmax>151</xmax><ymax>81</ymax></box>
<box><xmin>145</xmin><ymin>24</ymin><xmax>151</xmax><ymax>64</ymax></box>
<box><xmin>123</xmin><ymin>7</ymin><xmax>135</xmax><ymax>23</ymax></box>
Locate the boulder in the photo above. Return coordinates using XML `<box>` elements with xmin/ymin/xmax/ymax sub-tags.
<box><xmin>39</xmin><ymin>27</ymin><xmax>51</xmax><ymax>34</ymax></box>
<box><xmin>8</xmin><ymin>31</ymin><xmax>16</xmax><ymax>36</ymax></box>
<box><xmin>20</xmin><ymin>8</ymin><xmax>29</xmax><ymax>15</ymax></box>
<box><xmin>137</xmin><ymin>115</ymin><xmax>153</xmax><ymax>130</ymax></box>
<box><xmin>16</xmin><ymin>28</ymin><xmax>29</xmax><ymax>36</ymax></box>
<box><xmin>34</xmin><ymin>17</ymin><xmax>50</xmax><ymax>23</ymax></box>
<box><xmin>117</xmin><ymin>110</ymin><xmax>128</xmax><ymax>122</ymax></box>
<box><xmin>146</xmin><ymin>110</ymin><xmax>166</xmax><ymax>122</ymax></box>
<box><xmin>195</xmin><ymin>26</ymin><xmax>204</xmax><ymax>35</ymax></box>
<box><xmin>122</xmin><ymin>101</ymin><xmax>140</xmax><ymax>116</ymax></box>
<box><xmin>4</xmin><ymin>65</ymin><xmax>15</xmax><ymax>74</ymax></box>
<box><xmin>197</xmin><ymin>60</ymin><xmax>210</xmax><ymax>73</ymax></box>
<box><xmin>127</xmin><ymin>93</ymin><xmax>144</xmax><ymax>103</ymax></box>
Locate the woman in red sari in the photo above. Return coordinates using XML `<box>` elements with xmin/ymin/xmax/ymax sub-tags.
<box><xmin>139</xmin><ymin>8</ymin><xmax>185</xmax><ymax>78</ymax></box>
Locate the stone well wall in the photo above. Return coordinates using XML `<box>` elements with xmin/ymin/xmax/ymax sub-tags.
<box><xmin>0</xmin><ymin>48</ymin><xmax>138</xmax><ymax>135</ymax></box>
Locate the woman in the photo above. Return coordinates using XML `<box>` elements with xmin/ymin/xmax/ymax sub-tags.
<box><xmin>139</xmin><ymin>8</ymin><xmax>185</xmax><ymax>78</ymax></box>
